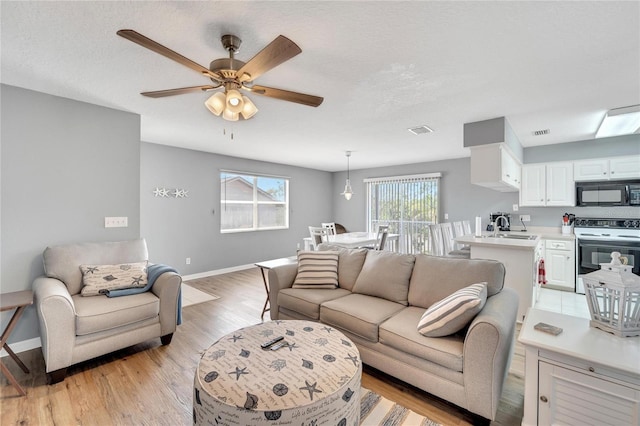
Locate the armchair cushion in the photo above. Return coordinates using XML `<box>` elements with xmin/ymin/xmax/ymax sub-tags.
<box><xmin>80</xmin><ymin>262</ymin><xmax>148</xmax><ymax>296</ymax></box>
<box><xmin>73</xmin><ymin>292</ymin><xmax>159</xmax><ymax>336</ymax></box>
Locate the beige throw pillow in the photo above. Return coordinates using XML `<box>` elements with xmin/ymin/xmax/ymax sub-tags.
<box><xmin>292</xmin><ymin>251</ymin><xmax>339</xmax><ymax>289</ymax></box>
<box><xmin>80</xmin><ymin>262</ymin><xmax>148</xmax><ymax>296</ymax></box>
<box><xmin>417</xmin><ymin>282</ymin><xmax>487</xmax><ymax>337</ymax></box>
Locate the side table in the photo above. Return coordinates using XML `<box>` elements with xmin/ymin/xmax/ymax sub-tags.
<box><xmin>1</xmin><ymin>290</ymin><xmax>33</xmax><ymax>396</ymax></box>
<box><xmin>255</xmin><ymin>257</ymin><xmax>297</xmax><ymax>320</ymax></box>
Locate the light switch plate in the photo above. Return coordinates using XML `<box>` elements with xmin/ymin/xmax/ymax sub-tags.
<box><xmin>105</xmin><ymin>217</ymin><xmax>128</xmax><ymax>228</ymax></box>
<box><xmin>512</xmin><ymin>204</ymin><xmax>519</xmax><ymax>212</ymax></box>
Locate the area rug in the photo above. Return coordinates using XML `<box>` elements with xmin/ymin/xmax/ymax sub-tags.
<box><xmin>181</xmin><ymin>283</ymin><xmax>219</xmax><ymax>307</ymax></box>
<box><xmin>360</xmin><ymin>388</ymin><xmax>442</xmax><ymax>426</ymax></box>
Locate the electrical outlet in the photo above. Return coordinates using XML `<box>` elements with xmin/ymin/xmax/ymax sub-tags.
<box><xmin>512</xmin><ymin>204</ymin><xmax>519</xmax><ymax>212</ymax></box>
<box><xmin>520</xmin><ymin>215</ymin><xmax>531</xmax><ymax>222</ymax></box>
<box><xmin>186</xmin><ymin>257</ymin><xmax>191</xmax><ymax>265</ymax></box>
<box><xmin>104</xmin><ymin>217</ymin><xmax>128</xmax><ymax>228</ymax></box>
<box><xmin>444</xmin><ymin>213</ymin><xmax>449</xmax><ymax>220</ymax></box>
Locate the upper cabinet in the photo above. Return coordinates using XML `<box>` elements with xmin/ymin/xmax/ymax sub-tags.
<box><xmin>574</xmin><ymin>155</ymin><xmax>640</xmax><ymax>181</ymax></box>
<box><xmin>520</xmin><ymin>162</ymin><xmax>575</xmax><ymax>207</ymax></box>
<box><xmin>470</xmin><ymin>144</ymin><xmax>521</xmax><ymax>192</ymax></box>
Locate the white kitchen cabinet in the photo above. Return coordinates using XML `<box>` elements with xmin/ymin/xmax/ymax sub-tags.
<box><xmin>544</xmin><ymin>239</ymin><xmax>575</xmax><ymax>291</ymax></box>
<box><xmin>574</xmin><ymin>155</ymin><xmax>640</xmax><ymax>181</ymax></box>
<box><xmin>520</xmin><ymin>162</ymin><xmax>575</xmax><ymax>207</ymax></box>
<box><xmin>519</xmin><ymin>309</ymin><xmax>640</xmax><ymax>426</ymax></box>
<box><xmin>470</xmin><ymin>143</ymin><xmax>521</xmax><ymax>192</ymax></box>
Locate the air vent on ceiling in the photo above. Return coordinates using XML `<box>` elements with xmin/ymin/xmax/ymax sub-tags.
<box><xmin>532</xmin><ymin>129</ymin><xmax>550</xmax><ymax>136</ymax></box>
<box><xmin>408</xmin><ymin>125</ymin><xmax>434</xmax><ymax>135</ymax></box>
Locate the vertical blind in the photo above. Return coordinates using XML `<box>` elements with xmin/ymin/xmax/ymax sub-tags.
<box><xmin>365</xmin><ymin>173</ymin><xmax>440</xmax><ymax>254</ymax></box>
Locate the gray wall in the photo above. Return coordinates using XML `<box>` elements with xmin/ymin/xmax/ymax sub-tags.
<box><xmin>333</xmin><ymin>135</ymin><xmax>640</xmax><ymax>230</ymax></box>
<box><xmin>1</xmin><ymin>84</ymin><xmax>141</xmax><ymax>343</ymax></box>
<box><xmin>141</xmin><ymin>142</ymin><xmax>333</xmax><ymax>275</ymax></box>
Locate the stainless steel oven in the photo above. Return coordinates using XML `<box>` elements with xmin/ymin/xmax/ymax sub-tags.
<box><xmin>574</xmin><ymin>217</ymin><xmax>640</xmax><ymax>293</ymax></box>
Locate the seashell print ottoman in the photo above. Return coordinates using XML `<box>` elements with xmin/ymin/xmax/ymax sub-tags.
<box><xmin>194</xmin><ymin>320</ymin><xmax>361</xmax><ymax>425</ymax></box>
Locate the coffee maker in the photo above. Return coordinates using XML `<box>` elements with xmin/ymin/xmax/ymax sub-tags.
<box><xmin>487</xmin><ymin>212</ymin><xmax>511</xmax><ymax>231</ymax></box>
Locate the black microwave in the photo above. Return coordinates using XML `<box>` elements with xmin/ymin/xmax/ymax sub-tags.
<box><xmin>576</xmin><ymin>180</ymin><xmax>640</xmax><ymax>207</ymax></box>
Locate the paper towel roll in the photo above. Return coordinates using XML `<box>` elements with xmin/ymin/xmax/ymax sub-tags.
<box><xmin>475</xmin><ymin>216</ymin><xmax>482</xmax><ymax>237</ymax></box>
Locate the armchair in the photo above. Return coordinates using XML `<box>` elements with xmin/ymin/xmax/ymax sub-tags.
<box><xmin>33</xmin><ymin>239</ymin><xmax>181</xmax><ymax>384</ymax></box>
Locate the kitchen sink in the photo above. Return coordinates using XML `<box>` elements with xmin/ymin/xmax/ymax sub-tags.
<box><xmin>494</xmin><ymin>233</ymin><xmax>538</xmax><ymax>240</ymax></box>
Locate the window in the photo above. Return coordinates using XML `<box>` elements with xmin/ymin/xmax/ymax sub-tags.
<box><xmin>366</xmin><ymin>173</ymin><xmax>440</xmax><ymax>254</ymax></box>
<box><xmin>220</xmin><ymin>171</ymin><xmax>289</xmax><ymax>233</ymax></box>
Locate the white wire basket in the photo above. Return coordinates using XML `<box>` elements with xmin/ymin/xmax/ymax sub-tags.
<box><xmin>583</xmin><ymin>256</ymin><xmax>640</xmax><ymax>338</ymax></box>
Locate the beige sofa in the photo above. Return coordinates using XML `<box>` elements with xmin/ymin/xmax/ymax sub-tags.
<box><xmin>268</xmin><ymin>245</ymin><xmax>518</xmax><ymax>423</ymax></box>
<box><xmin>33</xmin><ymin>239</ymin><xmax>182</xmax><ymax>383</ymax></box>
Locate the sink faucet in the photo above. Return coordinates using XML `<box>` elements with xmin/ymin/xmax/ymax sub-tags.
<box><xmin>493</xmin><ymin>215</ymin><xmax>510</xmax><ymax>236</ymax></box>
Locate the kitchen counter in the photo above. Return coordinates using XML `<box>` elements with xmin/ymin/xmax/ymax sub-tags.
<box><xmin>457</xmin><ymin>232</ymin><xmax>543</xmax><ymax>322</ymax></box>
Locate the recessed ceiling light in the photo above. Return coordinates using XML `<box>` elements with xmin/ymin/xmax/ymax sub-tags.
<box><xmin>408</xmin><ymin>125</ymin><xmax>434</xmax><ymax>135</ymax></box>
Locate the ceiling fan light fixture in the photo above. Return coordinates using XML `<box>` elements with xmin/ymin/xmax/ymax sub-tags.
<box><xmin>240</xmin><ymin>96</ymin><xmax>258</xmax><ymax>120</ymax></box>
<box><xmin>204</xmin><ymin>92</ymin><xmax>226</xmax><ymax>116</ymax></box>
<box><xmin>226</xmin><ymin>89</ymin><xmax>244</xmax><ymax>113</ymax></box>
<box><xmin>222</xmin><ymin>109</ymin><xmax>239</xmax><ymax>121</ymax></box>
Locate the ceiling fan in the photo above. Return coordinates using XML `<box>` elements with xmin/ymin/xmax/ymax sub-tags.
<box><xmin>117</xmin><ymin>29</ymin><xmax>324</xmax><ymax>121</ymax></box>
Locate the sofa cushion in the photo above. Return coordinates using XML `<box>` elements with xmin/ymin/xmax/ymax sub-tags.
<box><xmin>379</xmin><ymin>306</ymin><xmax>464</xmax><ymax>372</ymax></box>
<box><xmin>417</xmin><ymin>282</ymin><xmax>487</xmax><ymax>337</ymax></box>
<box><xmin>278</xmin><ymin>288</ymin><xmax>351</xmax><ymax>320</ymax></box>
<box><xmin>408</xmin><ymin>255</ymin><xmax>505</xmax><ymax>309</ymax></box>
<box><xmin>80</xmin><ymin>262</ymin><xmax>148</xmax><ymax>296</ymax></box>
<box><xmin>320</xmin><ymin>293</ymin><xmax>405</xmax><ymax>342</ymax></box>
<box><xmin>351</xmin><ymin>251</ymin><xmax>415</xmax><ymax>305</ymax></box>
<box><xmin>73</xmin><ymin>292</ymin><xmax>159</xmax><ymax>336</ymax></box>
<box><xmin>318</xmin><ymin>244</ymin><xmax>368</xmax><ymax>291</ymax></box>
<box><xmin>293</xmin><ymin>251</ymin><xmax>339</xmax><ymax>289</ymax></box>
<box><xmin>43</xmin><ymin>239</ymin><xmax>149</xmax><ymax>295</ymax></box>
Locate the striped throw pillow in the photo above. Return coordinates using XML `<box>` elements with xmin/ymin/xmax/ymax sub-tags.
<box><xmin>417</xmin><ymin>282</ymin><xmax>487</xmax><ymax>337</ymax></box>
<box><xmin>292</xmin><ymin>251</ymin><xmax>339</xmax><ymax>289</ymax></box>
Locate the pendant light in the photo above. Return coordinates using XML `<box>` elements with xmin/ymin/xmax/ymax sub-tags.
<box><xmin>341</xmin><ymin>151</ymin><xmax>354</xmax><ymax>200</ymax></box>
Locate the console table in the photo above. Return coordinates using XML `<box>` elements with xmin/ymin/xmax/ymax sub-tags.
<box><xmin>1</xmin><ymin>290</ymin><xmax>33</xmax><ymax>396</ymax></box>
<box><xmin>255</xmin><ymin>257</ymin><xmax>297</xmax><ymax>320</ymax></box>
<box><xmin>518</xmin><ymin>308</ymin><xmax>640</xmax><ymax>426</ymax></box>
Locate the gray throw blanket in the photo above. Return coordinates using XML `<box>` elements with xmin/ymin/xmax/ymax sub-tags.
<box><xmin>105</xmin><ymin>264</ymin><xmax>182</xmax><ymax>325</ymax></box>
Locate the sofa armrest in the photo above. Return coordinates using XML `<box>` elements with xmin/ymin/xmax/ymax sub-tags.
<box><xmin>268</xmin><ymin>263</ymin><xmax>298</xmax><ymax>320</ymax></box>
<box><xmin>33</xmin><ymin>276</ymin><xmax>76</xmax><ymax>372</ymax></box>
<box><xmin>462</xmin><ymin>287</ymin><xmax>518</xmax><ymax>421</ymax></box>
<box><xmin>151</xmin><ymin>271</ymin><xmax>182</xmax><ymax>335</ymax></box>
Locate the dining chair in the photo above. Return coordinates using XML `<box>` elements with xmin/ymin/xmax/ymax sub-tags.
<box><xmin>441</xmin><ymin>223</ymin><xmax>457</xmax><ymax>253</ymax></box>
<box><xmin>462</xmin><ymin>220</ymin><xmax>472</xmax><ymax>235</ymax></box>
<box><xmin>360</xmin><ymin>224</ymin><xmax>389</xmax><ymax>250</ymax></box>
<box><xmin>453</xmin><ymin>221</ymin><xmax>465</xmax><ymax>238</ymax></box>
<box><xmin>427</xmin><ymin>224</ymin><xmax>445</xmax><ymax>256</ymax></box>
<box><xmin>321</xmin><ymin>222</ymin><xmax>337</xmax><ymax>235</ymax></box>
<box><xmin>308</xmin><ymin>226</ymin><xmax>330</xmax><ymax>250</ymax></box>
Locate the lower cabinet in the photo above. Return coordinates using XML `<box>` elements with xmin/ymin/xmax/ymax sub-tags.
<box><xmin>538</xmin><ymin>361</ymin><xmax>640</xmax><ymax>426</ymax></box>
<box><xmin>519</xmin><ymin>309</ymin><xmax>640</xmax><ymax>426</ymax></box>
<box><xmin>544</xmin><ymin>239</ymin><xmax>575</xmax><ymax>291</ymax></box>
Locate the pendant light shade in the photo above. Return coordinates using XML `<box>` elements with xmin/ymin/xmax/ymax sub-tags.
<box><xmin>225</xmin><ymin>89</ymin><xmax>244</xmax><ymax>113</ymax></box>
<box><xmin>341</xmin><ymin>151</ymin><xmax>354</xmax><ymax>200</ymax></box>
<box><xmin>204</xmin><ymin>92</ymin><xmax>226</xmax><ymax>116</ymax></box>
<box><xmin>240</xmin><ymin>96</ymin><xmax>258</xmax><ymax>120</ymax></box>
<box><xmin>222</xmin><ymin>108</ymin><xmax>239</xmax><ymax>121</ymax></box>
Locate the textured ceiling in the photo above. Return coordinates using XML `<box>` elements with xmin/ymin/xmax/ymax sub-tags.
<box><xmin>2</xmin><ymin>1</ymin><xmax>639</xmax><ymax>171</ymax></box>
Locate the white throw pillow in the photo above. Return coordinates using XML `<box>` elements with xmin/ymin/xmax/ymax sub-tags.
<box><xmin>417</xmin><ymin>282</ymin><xmax>487</xmax><ymax>337</ymax></box>
<box><xmin>292</xmin><ymin>251</ymin><xmax>339</xmax><ymax>289</ymax></box>
<box><xmin>80</xmin><ymin>262</ymin><xmax>148</xmax><ymax>296</ymax></box>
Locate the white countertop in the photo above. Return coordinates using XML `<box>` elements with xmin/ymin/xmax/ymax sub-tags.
<box><xmin>509</xmin><ymin>226</ymin><xmax>576</xmax><ymax>241</ymax></box>
<box><xmin>456</xmin><ymin>233</ymin><xmax>541</xmax><ymax>250</ymax></box>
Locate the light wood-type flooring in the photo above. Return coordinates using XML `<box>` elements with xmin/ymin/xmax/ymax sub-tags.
<box><xmin>1</xmin><ymin>268</ymin><xmax>524</xmax><ymax>425</ymax></box>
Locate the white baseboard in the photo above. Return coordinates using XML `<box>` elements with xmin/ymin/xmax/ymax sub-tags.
<box><xmin>182</xmin><ymin>263</ymin><xmax>255</xmax><ymax>281</ymax></box>
<box><xmin>0</xmin><ymin>337</ymin><xmax>41</xmax><ymax>357</ymax></box>
<box><xmin>1</xmin><ymin>265</ymin><xmax>256</xmax><ymax>356</ymax></box>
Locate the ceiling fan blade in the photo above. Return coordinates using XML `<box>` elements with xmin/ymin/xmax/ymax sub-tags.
<box><xmin>117</xmin><ymin>29</ymin><xmax>221</xmax><ymax>81</ymax></box>
<box><xmin>141</xmin><ymin>85</ymin><xmax>217</xmax><ymax>98</ymax></box>
<box><xmin>236</xmin><ymin>35</ymin><xmax>302</xmax><ymax>82</ymax></box>
<box><xmin>250</xmin><ymin>85</ymin><xmax>323</xmax><ymax>107</ymax></box>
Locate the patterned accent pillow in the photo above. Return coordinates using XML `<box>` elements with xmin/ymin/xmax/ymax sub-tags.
<box><xmin>80</xmin><ymin>262</ymin><xmax>148</xmax><ymax>296</ymax></box>
<box><xmin>417</xmin><ymin>282</ymin><xmax>488</xmax><ymax>337</ymax></box>
<box><xmin>292</xmin><ymin>251</ymin><xmax>339</xmax><ymax>289</ymax></box>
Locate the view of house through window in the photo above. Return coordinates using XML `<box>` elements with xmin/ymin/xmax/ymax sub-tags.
<box><xmin>220</xmin><ymin>171</ymin><xmax>289</xmax><ymax>232</ymax></box>
<box><xmin>366</xmin><ymin>173</ymin><xmax>440</xmax><ymax>254</ymax></box>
